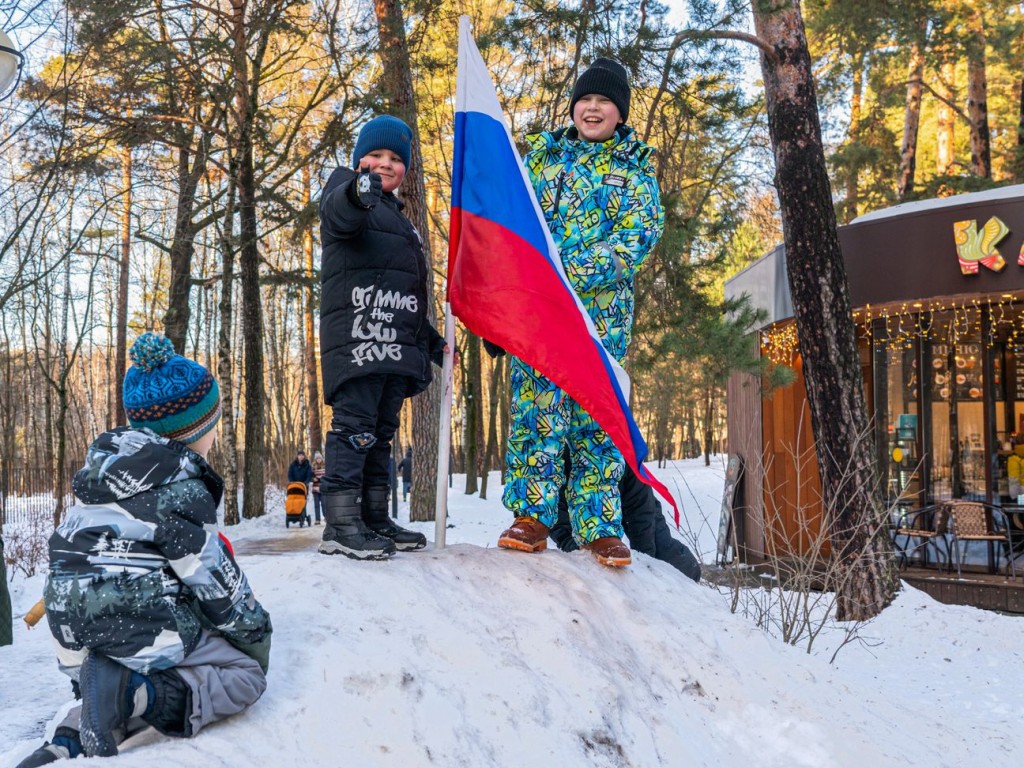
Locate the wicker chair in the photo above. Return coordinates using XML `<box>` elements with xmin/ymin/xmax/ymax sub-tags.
<box><xmin>945</xmin><ymin>500</ymin><xmax>1017</xmax><ymax>579</ymax></box>
<box><xmin>892</xmin><ymin>504</ymin><xmax>950</xmax><ymax>571</ymax></box>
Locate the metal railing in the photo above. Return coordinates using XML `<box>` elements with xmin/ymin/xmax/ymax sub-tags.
<box><xmin>1</xmin><ymin>465</ymin><xmax>79</xmax><ymax>526</ymax></box>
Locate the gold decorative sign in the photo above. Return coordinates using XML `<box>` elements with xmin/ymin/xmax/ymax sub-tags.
<box><xmin>954</xmin><ymin>217</ymin><xmax>1010</xmax><ymax>274</ymax></box>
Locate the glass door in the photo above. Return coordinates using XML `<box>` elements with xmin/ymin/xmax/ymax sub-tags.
<box><xmin>873</xmin><ymin>332</ymin><xmax>921</xmax><ymax>508</ymax></box>
<box><xmin>927</xmin><ymin>309</ymin><xmax>986</xmax><ymax>502</ymax></box>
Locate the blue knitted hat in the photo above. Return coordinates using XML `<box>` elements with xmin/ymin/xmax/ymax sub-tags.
<box><xmin>123</xmin><ymin>332</ymin><xmax>221</xmax><ymax>444</ymax></box>
<box><xmin>351</xmin><ymin>115</ymin><xmax>413</xmax><ymax>169</ymax></box>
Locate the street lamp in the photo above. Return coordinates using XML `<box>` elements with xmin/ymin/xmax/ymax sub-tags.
<box><xmin>0</xmin><ymin>29</ymin><xmax>24</xmax><ymax>99</ymax></box>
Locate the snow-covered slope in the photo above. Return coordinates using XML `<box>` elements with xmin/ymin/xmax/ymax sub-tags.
<box><xmin>3</xmin><ymin>459</ymin><xmax>1023</xmax><ymax>767</ymax></box>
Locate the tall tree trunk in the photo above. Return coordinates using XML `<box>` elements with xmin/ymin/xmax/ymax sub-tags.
<box><xmin>897</xmin><ymin>24</ymin><xmax>926</xmax><ymax>200</ymax></box>
<box><xmin>274</xmin><ymin>294</ymin><xmax>294</xmax><ymax>453</ymax></box>
<box><xmin>844</xmin><ymin>53</ymin><xmax>863</xmax><ymax>222</ymax></box>
<box><xmin>937</xmin><ymin>60</ymin><xmax>956</xmax><ymax>175</ymax></box>
<box><xmin>302</xmin><ymin>157</ymin><xmax>322</xmax><ymax>453</ymax></box>
<box><xmin>966</xmin><ymin>5</ymin><xmax>990</xmax><ymax>179</ymax></box>
<box><xmin>702</xmin><ymin>385</ymin><xmax>713</xmax><ymax>466</ymax></box>
<box><xmin>373</xmin><ymin>0</ymin><xmax>441</xmax><ymax>521</ymax></box>
<box><xmin>52</xmin><ymin>246</ymin><xmax>74</xmax><ymax>527</ymax></box>
<box><xmin>1015</xmin><ymin>78</ymin><xmax>1024</xmax><ymax>182</ymax></box>
<box><xmin>463</xmin><ymin>333</ymin><xmax>482</xmax><ymax>494</ymax></box>
<box><xmin>479</xmin><ymin>353</ymin><xmax>503</xmax><ymax>501</ymax></box>
<box><xmin>752</xmin><ymin>0</ymin><xmax>898</xmax><ymax>621</ymax></box>
<box><xmin>163</xmin><ymin>135</ymin><xmax>209</xmax><ymax>351</ymax></box>
<box><xmin>218</xmin><ymin>182</ymin><xmax>240</xmax><ymax>526</ymax></box>
<box><xmin>115</xmin><ymin>144</ymin><xmax>132</xmax><ymax>425</ymax></box>
<box><xmin>232</xmin><ymin>0</ymin><xmax>266</xmax><ymax>520</ymax></box>
<box><xmin>684</xmin><ymin>403</ymin><xmax>695</xmax><ymax>459</ymax></box>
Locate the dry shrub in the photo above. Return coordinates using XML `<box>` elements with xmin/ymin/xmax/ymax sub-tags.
<box><xmin>719</xmin><ymin>419</ymin><xmax>896</xmax><ymax>662</ymax></box>
<box><xmin>3</xmin><ymin>510</ymin><xmax>52</xmax><ymax>578</ymax></box>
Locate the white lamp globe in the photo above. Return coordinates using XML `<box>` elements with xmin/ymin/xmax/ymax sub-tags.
<box><xmin>0</xmin><ymin>29</ymin><xmax>22</xmax><ymax>95</ymax></box>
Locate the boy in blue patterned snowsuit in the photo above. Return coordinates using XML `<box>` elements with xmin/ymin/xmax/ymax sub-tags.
<box><xmin>497</xmin><ymin>58</ymin><xmax>664</xmax><ymax>567</ymax></box>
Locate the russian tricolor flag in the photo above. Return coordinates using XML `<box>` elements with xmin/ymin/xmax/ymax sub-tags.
<box><xmin>447</xmin><ymin>17</ymin><xmax>679</xmax><ymax>522</ymax></box>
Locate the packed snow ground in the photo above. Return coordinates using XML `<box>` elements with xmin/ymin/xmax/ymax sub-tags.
<box><xmin>3</xmin><ymin>457</ymin><xmax>1023</xmax><ymax>767</ymax></box>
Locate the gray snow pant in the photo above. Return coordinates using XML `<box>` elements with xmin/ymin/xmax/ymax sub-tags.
<box><xmin>59</xmin><ymin>630</ymin><xmax>267</xmax><ymax>739</ymax></box>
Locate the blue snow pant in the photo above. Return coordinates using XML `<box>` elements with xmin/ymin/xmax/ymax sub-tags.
<box><xmin>502</xmin><ymin>357</ymin><xmax>624</xmax><ymax>545</ymax></box>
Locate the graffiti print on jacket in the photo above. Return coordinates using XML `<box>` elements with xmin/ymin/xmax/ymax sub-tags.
<box><xmin>351</xmin><ymin>284</ymin><xmax>419</xmax><ymax>366</ymax></box>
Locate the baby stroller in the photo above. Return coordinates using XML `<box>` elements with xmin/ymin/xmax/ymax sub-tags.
<box><xmin>285</xmin><ymin>482</ymin><xmax>311</xmax><ymax>527</ymax></box>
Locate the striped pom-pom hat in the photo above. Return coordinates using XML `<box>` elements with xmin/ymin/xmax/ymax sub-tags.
<box><xmin>123</xmin><ymin>332</ymin><xmax>221</xmax><ymax>444</ymax></box>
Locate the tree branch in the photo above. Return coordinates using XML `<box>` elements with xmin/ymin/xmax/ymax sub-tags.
<box><xmin>666</xmin><ymin>29</ymin><xmax>779</xmax><ymax>66</ymax></box>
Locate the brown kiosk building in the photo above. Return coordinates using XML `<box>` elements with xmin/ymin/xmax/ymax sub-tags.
<box><xmin>725</xmin><ymin>186</ymin><xmax>1024</xmax><ymax>607</ymax></box>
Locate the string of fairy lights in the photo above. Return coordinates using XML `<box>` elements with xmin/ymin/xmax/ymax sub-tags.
<box><xmin>760</xmin><ymin>294</ymin><xmax>1024</xmax><ymax>366</ymax></box>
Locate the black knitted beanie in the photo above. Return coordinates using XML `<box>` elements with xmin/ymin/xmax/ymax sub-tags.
<box><xmin>568</xmin><ymin>57</ymin><xmax>630</xmax><ymax>123</ymax></box>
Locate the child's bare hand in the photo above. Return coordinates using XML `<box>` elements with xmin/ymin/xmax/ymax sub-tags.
<box><xmin>444</xmin><ymin>342</ymin><xmax>460</xmax><ymax>367</ymax></box>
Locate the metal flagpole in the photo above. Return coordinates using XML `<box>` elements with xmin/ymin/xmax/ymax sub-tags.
<box><xmin>434</xmin><ymin>302</ymin><xmax>456</xmax><ymax>549</ymax></box>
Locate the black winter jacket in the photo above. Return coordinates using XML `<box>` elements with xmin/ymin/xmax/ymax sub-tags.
<box><xmin>287</xmin><ymin>458</ymin><xmax>313</xmax><ymax>485</ymax></box>
<box><xmin>319</xmin><ymin>167</ymin><xmax>444</xmax><ymax>401</ymax></box>
<box><xmin>45</xmin><ymin>428</ymin><xmax>273</xmax><ymax>674</ymax></box>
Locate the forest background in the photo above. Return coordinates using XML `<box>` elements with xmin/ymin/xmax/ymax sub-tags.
<box><xmin>1</xmin><ymin>0</ymin><xmax>1021</xmax><ymax>526</ymax></box>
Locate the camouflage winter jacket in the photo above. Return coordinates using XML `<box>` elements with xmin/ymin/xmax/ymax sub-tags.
<box><xmin>45</xmin><ymin>428</ymin><xmax>272</xmax><ymax>674</ymax></box>
<box><xmin>524</xmin><ymin>125</ymin><xmax>664</xmax><ymax>360</ymax></box>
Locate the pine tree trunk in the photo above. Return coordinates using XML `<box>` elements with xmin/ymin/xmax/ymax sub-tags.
<box><xmin>464</xmin><ymin>333</ymin><xmax>482</xmax><ymax>495</ymax></box>
<box><xmin>163</xmin><ymin>139</ymin><xmax>208</xmax><ymax>352</ymax></box>
<box><xmin>966</xmin><ymin>6</ymin><xmax>990</xmax><ymax>179</ymax></box>
<box><xmin>844</xmin><ymin>54</ymin><xmax>863</xmax><ymax>222</ymax></box>
<box><xmin>479</xmin><ymin>354</ymin><xmax>503</xmax><ymax>501</ymax></box>
<box><xmin>752</xmin><ymin>0</ymin><xmax>898</xmax><ymax>621</ymax></box>
<box><xmin>302</xmin><ymin>158</ymin><xmax>322</xmax><ymax>453</ymax></box>
<box><xmin>115</xmin><ymin>145</ymin><xmax>132</xmax><ymax>426</ymax></box>
<box><xmin>373</xmin><ymin>0</ymin><xmax>441</xmax><ymax>521</ymax></box>
<box><xmin>897</xmin><ymin>25</ymin><xmax>926</xmax><ymax>200</ymax></box>
<box><xmin>266</xmin><ymin>292</ymin><xmax>288</xmax><ymax>456</ymax></box>
<box><xmin>218</xmin><ymin>183</ymin><xmax>240</xmax><ymax>527</ymax></box>
<box><xmin>937</xmin><ymin>60</ymin><xmax>956</xmax><ymax>175</ymax></box>
<box><xmin>232</xmin><ymin>0</ymin><xmax>266</xmax><ymax>520</ymax></box>
<box><xmin>1015</xmin><ymin>79</ymin><xmax>1024</xmax><ymax>182</ymax></box>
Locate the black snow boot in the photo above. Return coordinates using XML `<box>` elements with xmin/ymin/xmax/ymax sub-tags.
<box><xmin>319</xmin><ymin>491</ymin><xmax>396</xmax><ymax>560</ymax></box>
<box><xmin>15</xmin><ymin>728</ymin><xmax>82</xmax><ymax>767</ymax></box>
<box><xmin>79</xmin><ymin>654</ymin><xmax>139</xmax><ymax>757</ymax></box>
<box><xmin>362</xmin><ymin>487</ymin><xmax>427</xmax><ymax>551</ymax></box>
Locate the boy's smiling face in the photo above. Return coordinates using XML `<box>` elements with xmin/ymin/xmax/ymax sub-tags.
<box><xmin>357</xmin><ymin>149</ymin><xmax>407</xmax><ymax>193</ymax></box>
<box><xmin>572</xmin><ymin>94</ymin><xmax>622</xmax><ymax>142</ymax></box>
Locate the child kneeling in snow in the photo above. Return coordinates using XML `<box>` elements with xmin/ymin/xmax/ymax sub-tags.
<box><xmin>17</xmin><ymin>333</ymin><xmax>272</xmax><ymax>766</ymax></box>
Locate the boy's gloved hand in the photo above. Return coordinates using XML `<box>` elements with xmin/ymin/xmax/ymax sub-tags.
<box><xmin>483</xmin><ymin>339</ymin><xmax>506</xmax><ymax>358</ymax></box>
<box><xmin>349</xmin><ymin>170</ymin><xmax>382</xmax><ymax>209</ymax></box>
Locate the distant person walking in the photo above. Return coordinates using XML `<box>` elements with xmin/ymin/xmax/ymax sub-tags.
<box><xmin>397</xmin><ymin>447</ymin><xmax>413</xmax><ymax>501</ymax></box>
<box><xmin>288</xmin><ymin>450</ymin><xmax>313</xmax><ymax>491</ymax></box>
<box><xmin>311</xmin><ymin>451</ymin><xmax>326</xmax><ymax>525</ymax></box>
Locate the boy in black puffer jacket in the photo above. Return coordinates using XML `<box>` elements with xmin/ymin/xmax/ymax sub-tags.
<box><xmin>317</xmin><ymin>115</ymin><xmax>446</xmax><ymax>560</ymax></box>
<box><xmin>16</xmin><ymin>333</ymin><xmax>271</xmax><ymax>766</ymax></box>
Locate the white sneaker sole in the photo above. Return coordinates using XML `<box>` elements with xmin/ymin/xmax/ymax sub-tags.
<box><xmin>393</xmin><ymin>540</ymin><xmax>427</xmax><ymax>552</ymax></box>
<box><xmin>318</xmin><ymin>540</ymin><xmax>394</xmax><ymax>560</ymax></box>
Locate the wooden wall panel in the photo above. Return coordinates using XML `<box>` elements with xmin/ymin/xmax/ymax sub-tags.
<box><xmin>762</xmin><ymin>354</ymin><xmax>826</xmax><ymax>558</ymax></box>
<box><xmin>726</xmin><ymin>335</ymin><xmax>765</xmax><ymax>560</ymax></box>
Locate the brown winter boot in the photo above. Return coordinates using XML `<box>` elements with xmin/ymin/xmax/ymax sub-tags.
<box><xmin>497</xmin><ymin>516</ymin><xmax>550</xmax><ymax>552</ymax></box>
<box><xmin>585</xmin><ymin>536</ymin><xmax>631</xmax><ymax>567</ymax></box>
